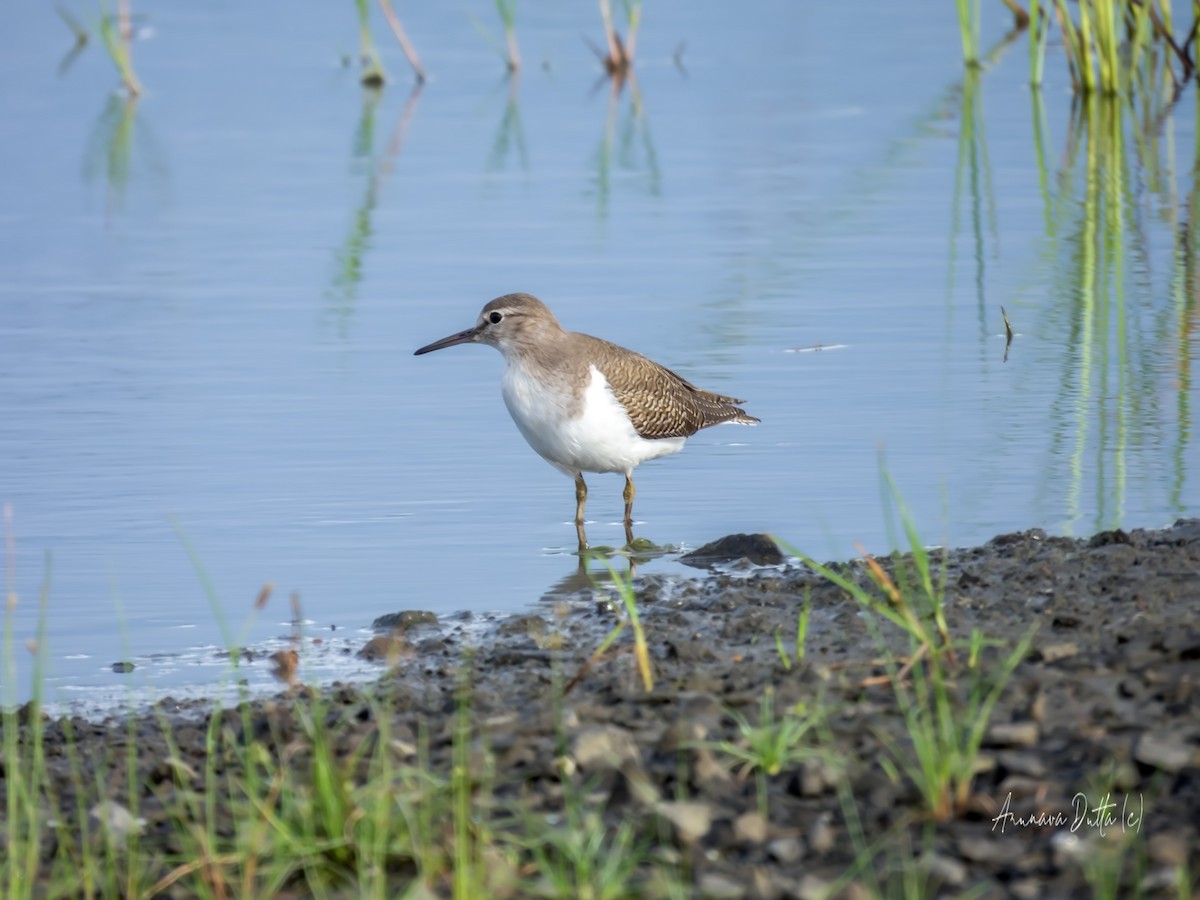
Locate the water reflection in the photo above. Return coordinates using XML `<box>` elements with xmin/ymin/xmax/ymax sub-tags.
<box><xmin>949</xmin><ymin>68</ymin><xmax>999</xmax><ymax>349</ymax></box>
<box><xmin>82</xmin><ymin>94</ymin><xmax>165</xmax><ymax>219</ymax></box>
<box><xmin>943</xmin><ymin>42</ymin><xmax>1198</xmax><ymax>538</ymax></box>
<box><xmin>592</xmin><ymin>75</ymin><xmax>660</xmax><ymax>221</ymax></box>
<box><xmin>572</xmin><ymin>519</ymin><xmax>642</xmax><ymax>553</ymax></box>
<box><xmin>327</xmin><ymin>85</ymin><xmax>422</xmax><ymax>336</ymax></box>
<box><xmin>542</xmin><ymin>539</ymin><xmax>670</xmax><ymax>599</ymax></box>
<box><xmin>1033</xmin><ymin>92</ymin><xmax>1196</xmax><ymax>533</ymax></box>
<box><xmin>487</xmin><ymin>75</ymin><xmax>528</xmax><ymax>173</ymax></box>
<box><xmin>55</xmin><ymin>7</ymin><xmax>89</xmax><ymax>75</ymax></box>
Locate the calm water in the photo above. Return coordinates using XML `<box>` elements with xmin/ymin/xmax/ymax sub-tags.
<box><xmin>2</xmin><ymin>3</ymin><xmax>1197</xmax><ymax>706</ymax></box>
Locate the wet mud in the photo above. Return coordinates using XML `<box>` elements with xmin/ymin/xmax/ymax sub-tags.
<box><xmin>4</xmin><ymin>520</ymin><xmax>1199</xmax><ymax>897</ymax></box>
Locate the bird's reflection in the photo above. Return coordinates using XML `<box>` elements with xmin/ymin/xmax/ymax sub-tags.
<box><xmin>573</xmin><ymin>520</ymin><xmax>635</xmax><ymax>552</ymax></box>
<box><xmin>544</xmin><ymin>525</ymin><xmax>671</xmax><ymax>598</ymax></box>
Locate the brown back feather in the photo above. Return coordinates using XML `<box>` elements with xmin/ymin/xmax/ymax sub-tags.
<box><xmin>579</xmin><ymin>335</ymin><xmax>759</xmax><ymax>439</ymax></box>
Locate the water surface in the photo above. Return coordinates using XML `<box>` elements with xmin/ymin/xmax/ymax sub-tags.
<box><xmin>1</xmin><ymin>3</ymin><xmax>1196</xmax><ymax>705</ymax></box>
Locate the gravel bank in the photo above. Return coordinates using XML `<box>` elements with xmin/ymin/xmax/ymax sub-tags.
<box><xmin>4</xmin><ymin>520</ymin><xmax>1199</xmax><ymax>897</ymax></box>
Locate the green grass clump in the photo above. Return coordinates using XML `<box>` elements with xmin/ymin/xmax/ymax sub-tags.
<box><xmin>963</xmin><ymin>0</ymin><xmax>1196</xmax><ymax>96</ymax></box>
<box><xmin>522</xmin><ymin>807</ymin><xmax>648</xmax><ymax>900</ymax></box>
<box><xmin>773</xmin><ymin>587</ymin><xmax>811</xmax><ymax>670</ymax></box>
<box><xmin>779</xmin><ymin>472</ymin><xmax>1036</xmax><ymax>821</ymax></box>
<box><xmin>710</xmin><ymin>687</ymin><xmax>826</xmax><ymax>819</ymax></box>
<box><xmin>2</xmin><ymin>540</ymin><xmax>52</xmax><ymax>897</ymax></box>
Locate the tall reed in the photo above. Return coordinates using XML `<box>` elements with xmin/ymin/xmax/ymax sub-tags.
<box><xmin>97</xmin><ymin>0</ymin><xmax>142</xmax><ymax>95</ymax></box>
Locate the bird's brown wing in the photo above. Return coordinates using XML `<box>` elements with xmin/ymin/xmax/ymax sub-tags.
<box><xmin>584</xmin><ymin>336</ymin><xmax>758</xmax><ymax>439</ymax></box>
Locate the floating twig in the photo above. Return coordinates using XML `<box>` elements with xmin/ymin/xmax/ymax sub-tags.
<box><xmin>1001</xmin><ymin>305</ymin><xmax>1014</xmax><ymax>362</ymax></box>
<box><xmin>673</xmin><ymin>40</ymin><xmax>687</xmax><ymax>75</ymax></box>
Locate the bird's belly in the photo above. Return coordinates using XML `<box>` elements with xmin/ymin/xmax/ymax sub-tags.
<box><xmin>501</xmin><ymin>363</ymin><xmax>685</xmax><ymax>475</ymax></box>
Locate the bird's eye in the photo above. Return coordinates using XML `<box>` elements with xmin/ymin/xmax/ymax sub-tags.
<box><xmin>489</xmin><ymin>311</ymin><xmax>503</xmax><ymax>324</ymax></box>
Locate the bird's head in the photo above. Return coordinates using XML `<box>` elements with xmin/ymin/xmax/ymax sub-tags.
<box><xmin>414</xmin><ymin>293</ymin><xmax>563</xmax><ymax>359</ymax></box>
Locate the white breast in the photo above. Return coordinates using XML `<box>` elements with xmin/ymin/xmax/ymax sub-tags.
<box><xmin>500</xmin><ymin>363</ymin><xmax>686</xmax><ymax>476</ymax></box>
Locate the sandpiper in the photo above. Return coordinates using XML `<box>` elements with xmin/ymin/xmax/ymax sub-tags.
<box><xmin>414</xmin><ymin>293</ymin><xmax>758</xmax><ymax>544</ymax></box>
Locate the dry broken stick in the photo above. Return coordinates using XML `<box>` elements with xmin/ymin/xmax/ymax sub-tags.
<box><xmin>595</xmin><ymin>0</ymin><xmax>638</xmax><ymax>75</ymax></box>
<box><xmin>378</xmin><ymin>0</ymin><xmax>426</xmax><ymax>83</ymax></box>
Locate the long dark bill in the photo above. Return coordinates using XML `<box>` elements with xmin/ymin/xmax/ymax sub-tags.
<box><xmin>414</xmin><ymin>327</ymin><xmax>480</xmax><ymax>356</ymax></box>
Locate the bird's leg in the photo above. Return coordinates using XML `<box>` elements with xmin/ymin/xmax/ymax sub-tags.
<box><xmin>622</xmin><ymin>472</ymin><xmax>636</xmax><ymax>526</ymax></box>
<box><xmin>574</xmin><ymin>473</ymin><xmax>588</xmax><ymax>525</ymax></box>
<box><xmin>576</xmin><ymin>521</ymin><xmax>589</xmax><ymax>551</ymax></box>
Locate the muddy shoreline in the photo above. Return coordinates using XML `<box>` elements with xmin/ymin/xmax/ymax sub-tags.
<box><xmin>5</xmin><ymin>520</ymin><xmax>1199</xmax><ymax>897</ymax></box>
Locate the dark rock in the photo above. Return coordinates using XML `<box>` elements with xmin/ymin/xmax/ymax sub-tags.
<box><xmin>1087</xmin><ymin>543</ymin><xmax>1137</xmax><ymax>566</ymax></box>
<box><xmin>1165</xmin><ymin>518</ymin><xmax>1200</xmax><ymax>543</ymax></box>
<box><xmin>1088</xmin><ymin>529</ymin><xmax>1132</xmax><ymax>547</ymax></box>
<box><xmin>370</xmin><ymin>610</ymin><xmax>438</xmax><ymax>631</ymax></box>
<box><xmin>415</xmin><ymin>637</ymin><xmax>450</xmax><ymax>655</ymax></box>
<box><xmin>358</xmin><ymin>634</ymin><xmax>409</xmax><ymax>661</ymax></box>
<box><xmin>486</xmin><ymin>648</ymin><xmax>552</xmax><ymax>666</ymax></box>
<box><xmin>111</xmin><ymin>661</ymin><xmax>135</xmax><ymax>674</ymax></box>
<box><xmin>989</xmin><ymin>529</ymin><xmax>1047</xmax><ymax>548</ymax></box>
<box><xmin>495</xmin><ymin>614</ymin><xmax>548</xmax><ymax>638</ymax></box>
<box><xmin>681</xmin><ymin>534</ymin><xmax>783</xmax><ymax>567</ymax></box>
